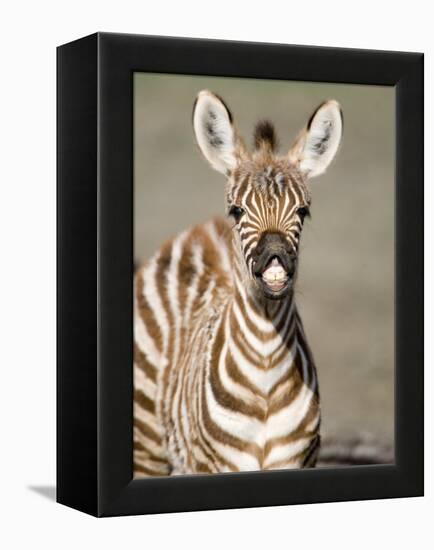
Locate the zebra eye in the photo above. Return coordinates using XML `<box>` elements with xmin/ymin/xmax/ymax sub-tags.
<box><xmin>297</xmin><ymin>206</ymin><xmax>310</xmax><ymax>221</ymax></box>
<box><xmin>228</xmin><ymin>205</ymin><xmax>245</xmax><ymax>223</ymax></box>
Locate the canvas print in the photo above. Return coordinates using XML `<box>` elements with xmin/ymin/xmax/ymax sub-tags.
<box><xmin>133</xmin><ymin>74</ymin><xmax>394</xmax><ymax>477</ymax></box>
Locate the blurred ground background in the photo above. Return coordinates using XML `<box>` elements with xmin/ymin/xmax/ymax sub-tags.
<box><xmin>134</xmin><ymin>73</ymin><xmax>395</xmax><ymax>462</ymax></box>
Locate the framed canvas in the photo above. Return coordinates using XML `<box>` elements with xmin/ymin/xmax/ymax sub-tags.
<box><xmin>57</xmin><ymin>32</ymin><xmax>424</xmax><ymax>517</ymax></box>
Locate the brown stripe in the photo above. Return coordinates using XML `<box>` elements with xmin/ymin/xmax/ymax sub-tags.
<box><xmin>195</xmin><ymin>461</ymin><xmax>213</xmax><ymax>473</ymax></box>
<box><xmin>135</xmin><ymin>269</ymin><xmax>163</xmax><ymax>353</ymax></box>
<box><xmin>267</xmin><ymin>354</ymin><xmax>308</xmax><ymax>415</ymax></box>
<box><xmin>228</xmin><ymin>306</ymin><xmax>268</xmax><ymax>372</ymax></box>
<box><xmin>174</xmin><ymin>234</ymin><xmax>206</xmax><ymax>472</ymax></box>
<box><xmin>202</xmin><ymin>367</ymin><xmax>263</xmax><ymax>464</ymax></box>
<box><xmin>192</xmin><ymin>361</ymin><xmax>225</xmax><ymax>472</ymax></box>
<box><xmin>134</xmin><ymin>417</ymin><xmax>162</xmax><ymax>445</ymax></box>
<box><xmin>234</xmin><ymin>293</ymin><xmax>275</xmax><ymax>344</ymax></box>
<box><xmin>225</xmin><ymin>344</ymin><xmax>266</xmax><ymax>400</ymax></box>
<box><xmin>270</xmin><ymin>320</ymin><xmax>296</xmax><ymax>366</ymax></box>
<box><xmin>133</xmin><ymin>462</ymin><xmax>164</xmax><ymax>476</ymax></box>
<box><xmin>302</xmin><ymin>434</ymin><xmax>321</xmax><ymax>467</ymax></box>
<box><xmin>209</xmin><ymin>314</ymin><xmax>266</xmax><ymax>421</ymax></box>
<box><xmin>294</xmin><ymin>314</ymin><xmax>319</xmax><ymax>393</ymax></box>
<box><xmin>176</xmin><ymin>237</ymin><xmax>194</xmax><ymax>315</ymax></box>
<box><xmin>133</xmin><ymin>442</ymin><xmax>168</xmax><ymax>465</ymax></box>
<box><xmin>264</xmin><ymin>398</ymin><xmax>320</xmax><ymax>458</ymax></box>
<box><xmin>134</xmin><ymin>343</ymin><xmax>157</xmax><ymax>383</ymax></box>
<box><xmin>134</xmin><ymin>388</ymin><xmax>155</xmax><ymax>414</ymax></box>
<box><xmin>232</xmin><ymin>327</ymin><xmax>262</xmax><ymax>364</ymax></box>
<box><xmin>156</xmin><ymin>240</ymin><xmax>176</xmax><ymax>431</ymax></box>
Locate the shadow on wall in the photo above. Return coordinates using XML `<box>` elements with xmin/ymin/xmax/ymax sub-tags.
<box><xmin>28</xmin><ymin>486</ymin><xmax>56</xmax><ymax>502</ymax></box>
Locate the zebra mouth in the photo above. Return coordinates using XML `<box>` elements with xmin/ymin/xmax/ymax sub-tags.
<box><xmin>256</xmin><ymin>256</ymin><xmax>290</xmax><ymax>296</ymax></box>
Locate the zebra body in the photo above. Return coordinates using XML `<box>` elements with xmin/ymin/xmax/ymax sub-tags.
<box><xmin>134</xmin><ymin>217</ymin><xmax>319</xmax><ymax>475</ymax></box>
<box><xmin>134</xmin><ymin>91</ymin><xmax>343</xmax><ymax>476</ymax></box>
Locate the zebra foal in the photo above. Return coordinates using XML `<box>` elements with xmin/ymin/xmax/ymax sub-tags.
<box><xmin>134</xmin><ymin>91</ymin><xmax>343</xmax><ymax>476</ymax></box>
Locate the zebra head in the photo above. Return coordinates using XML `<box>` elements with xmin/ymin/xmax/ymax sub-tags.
<box><xmin>193</xmin><ymin>90</ymin><xmax>343</xmax><ymax>300</ymax></box>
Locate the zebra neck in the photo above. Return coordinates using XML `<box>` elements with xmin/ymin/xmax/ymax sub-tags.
<box><xmin>229</xmin><ymin>266</ymin><xmax>298</xmax><ymax>366</ymax></box>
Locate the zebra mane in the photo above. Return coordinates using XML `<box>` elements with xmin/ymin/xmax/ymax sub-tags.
<box><xmin>253</xmin><ymin>120</ymin><xmax>279</xmax><ymax>153</ymax></box>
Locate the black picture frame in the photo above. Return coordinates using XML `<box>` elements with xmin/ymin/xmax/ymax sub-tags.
<box><xmin>57</xmin><ymin>32</ymin><xmax>424</xmax><ymax>517</ymax></box>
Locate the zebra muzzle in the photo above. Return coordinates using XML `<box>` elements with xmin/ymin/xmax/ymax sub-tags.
<box><xmin>261</xmin><ymin>257</ymin><xmax>288</xmax><ymax>291</ymax></box>
<box><xmin>252</xmin><ymin>232</ymin><xmax>296</xmax><ymax>298</ymax></box>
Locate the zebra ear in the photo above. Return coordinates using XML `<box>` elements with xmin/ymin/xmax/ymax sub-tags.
<box><xmin>193</xmin><ymin>90</ymin><xmax>238</xmax><ymax>175</ymax></box>
<box><xmin>288</xmin><ymin>100</ymin><xmax>343</xmax><ymax>178</ymax></box>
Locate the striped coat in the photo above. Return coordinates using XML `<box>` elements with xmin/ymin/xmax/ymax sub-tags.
<box><xmin>134</xmin><ymin>91</ymin><xmax>343</xmax><ymax>476</ymax></box>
